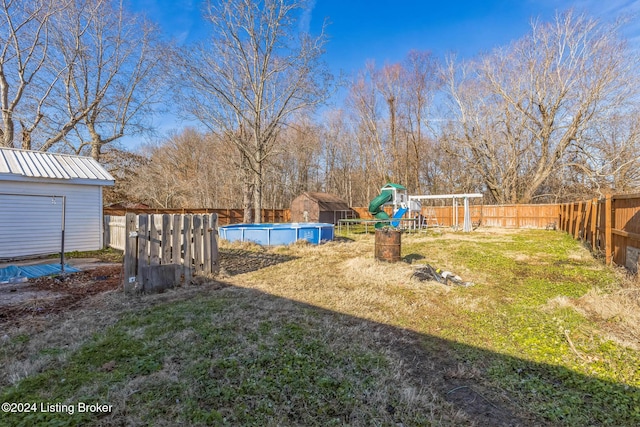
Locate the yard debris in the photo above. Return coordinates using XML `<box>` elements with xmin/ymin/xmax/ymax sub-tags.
<box><xmin>0</xmin><ymin>265</ymin><xmax>122</xmax><ymax>324</ymax></box>
<box><xmin>411</xmin><ymin>264</ymin><xmax>473</xmax><ymax>287</ymax></box>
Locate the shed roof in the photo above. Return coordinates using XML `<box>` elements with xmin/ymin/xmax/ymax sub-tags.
<box><xmin>0</xmin><ymin>148</ymin><xmax>114</xmax><ymax>186</ymax></box>
<box><xmin>301</xmin><ymin>192</ymin><xmax>351</xmax><ymax>211</ymax></box>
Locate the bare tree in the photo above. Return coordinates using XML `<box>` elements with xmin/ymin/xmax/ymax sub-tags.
<box><xmin>265</xmin><ymin>116</ymin><xmax>322</xmax><ymax>205</ymax></box>
<box><xmin>347</xmin><ymin>61</ymin><xmax>389</xmax><ymax>201</ymax></box>
<box><xmin>566</xmin><ymin>109</ymin><xmax>640</xmax><ymax>197</ymax></box>
<box><xmin>180</xmin><ymin>0</ymin><xmax>331</xmax><ymax>222</ymax></box>
<box><xmin>346</xmin><ymin>52</ymin><xmax>441</xmax><ymax>198</ymax></box>
<box><xmin>375</xmin><ymin>62</ymin><xmax>402</xmax><ymax>182</ymax></box>
<box><xmin>123</xmin><ymin>128</ymin><xmax>250</xmax><ymax>209</ymax></box>
<box><xmin>0</xmin><ymin>0</ymin><xmax>166</xmax><ymax>156</ymax></box>
<box><xmin>42</xmin><ymin>0</ymin><xmax>166</xmax><ymax>160</ymax></box>
<box><xmin>444</xmin><ymin>11</ymin><xmax>637</xmax><ymax>203</ymax></box>
<box><xmin>400</xmin><ymin>50</ymin><xmax>441</xmax><ymax>194</ymax></box>
<box><xmin>0</xmin><ymin>0</ymin><xmax>60</xmax><ymax>148</ymax></box>
<box><xmin>101</xmin><ymin>146</ymin><xmax>148</xmax><ymax>205</ymax></box>
<box><xmin>319</xmin><ymin>109</ymin><xmax>358</xmax><ymax>205</ymax></box>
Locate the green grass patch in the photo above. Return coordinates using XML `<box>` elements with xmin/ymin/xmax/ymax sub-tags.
<box><xmin>48</xmin><ymin>247</ymin><xmax>124</xmax><ymax>263</ymax></box>
<box><xmin>1</xmin><ymin>294</ymin><xmax>450</xmax><ymax>426</ymax></box>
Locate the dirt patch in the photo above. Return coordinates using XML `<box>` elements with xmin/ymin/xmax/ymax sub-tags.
<box><xmin>0</xmin><ymin>249</ymin><xmax>289</xmax><ymax>327</ymax></box>
<box><xmin>0</xmin><ymin>265</ymin><xmax>123</xmax><ymax>326</ymax></box>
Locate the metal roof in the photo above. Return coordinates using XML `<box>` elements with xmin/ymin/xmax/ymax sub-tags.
<box><xmin>0</xmin><ymin>148</ymin><xmax>114</xmax><ymax>185</ymax></box>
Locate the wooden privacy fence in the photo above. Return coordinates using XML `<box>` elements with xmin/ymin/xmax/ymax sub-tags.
<box><xmin>122</xmin><ymin>213</ymin><xmax>219</xmax><ymax>293</ymax></box>
<box><xmin>352</xmin><ymin>204</ymin><xmax>558</xmax><ymax>229</ymax></box>
<box><xmin>104</xmin><ymin>215</ymin><xmax>126</xmax><ymax>250</ymax></box>
<box><xmin>104</xmin><ymin>207</ymin><xmax>289</xmax><ymax>225</ymax></box>
<box><xmin>559</xmin><ymin>194</ymin><xmax>640</xmax><ymax>272</ymax></box>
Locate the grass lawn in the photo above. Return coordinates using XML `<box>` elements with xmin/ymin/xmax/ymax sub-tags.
<box><xmin>1</xmin><ymin>228</ymin><xmax>639</xmax><ymax>426</ymax></box>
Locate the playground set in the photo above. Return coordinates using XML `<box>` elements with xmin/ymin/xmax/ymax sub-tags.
<box><xmin>358</xmin><ymin>183</ymin><xmax>483</xmax><ymax>232</ymax></box>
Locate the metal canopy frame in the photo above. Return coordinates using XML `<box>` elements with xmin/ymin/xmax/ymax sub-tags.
<box><xmin>408</xmin><ymin>193</ymin><xmax>483</xmax><ymax>232</ymax></box>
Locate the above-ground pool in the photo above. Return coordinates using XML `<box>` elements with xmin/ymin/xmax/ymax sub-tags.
<box><xmin>219</xmin><ymin>223</ymin><xmax>334</xmax><ymax>246</ymax></box>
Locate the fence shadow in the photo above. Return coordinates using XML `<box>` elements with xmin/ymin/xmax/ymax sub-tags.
<box><xmin>3</xmin><ymin>275</ymin><xmax>637</xmax><ymax>426</ymax></box>
<box><xmin>171</xmin><ymin>283</ymin><xmax>639</xmax><ymax>426</ymax></box>
<box><xmin>219</xmin><ymin>248</ymin><xmax>298</xmax><ymax>276</ymax></box>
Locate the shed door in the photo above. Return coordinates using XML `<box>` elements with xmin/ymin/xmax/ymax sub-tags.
<box><xmin>0</xmin><ymin>194</ymin><xmax>64</xmax><ymax>258</ymax></box>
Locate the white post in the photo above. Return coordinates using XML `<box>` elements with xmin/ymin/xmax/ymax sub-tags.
<box><xmin>463</xmin><ymin>197</ymin><xmax>472</xmax><ymax>232</ymax></box>
<box><xmin>453</xmin><ymin>198</ymin><xmax>459</xmax><ymax>230</ymax></box>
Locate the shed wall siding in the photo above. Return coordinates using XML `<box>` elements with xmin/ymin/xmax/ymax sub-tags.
<box><xmin>0</xmin><ymin>181</ymin><xmax>103</xmax><ymax>258</ymax></box>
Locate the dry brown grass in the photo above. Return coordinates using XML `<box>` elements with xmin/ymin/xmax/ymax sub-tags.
<box><xmin>560</xmin><ymin>269</ymin><xmax>640</xmax><ymax>350</ymax></box>
<box><xmin>234</xmin><ymin>238</ymin><xmax>448</xmax><ymax>330</ymax></box>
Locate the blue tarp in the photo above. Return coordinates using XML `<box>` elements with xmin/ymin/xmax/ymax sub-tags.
<box><xmin>0</xmin><ymin>263</ymin><xmax>80</xmax><ymax>284</ymax></box>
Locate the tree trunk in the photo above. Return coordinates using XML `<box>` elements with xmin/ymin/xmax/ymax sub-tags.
<box><xmin>253</xmin><ymin>150</ymin><xmax>263</xmax><ymax>223</ymax></box>
<box><xmin>242</xmin><ymin>153</ymin><xmax>254</xmax><ymax>223</ymax></box>
<box><xmin>91</xmin><ymin>142</ymin><xmax>101</xmax><ymax>161</ymax></box>
<box><xmin>2</xmin><ymin>111</ymin><xmax>13</xmax><ymax>148</ymax></box>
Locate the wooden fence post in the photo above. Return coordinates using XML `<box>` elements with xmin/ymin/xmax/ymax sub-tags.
<box><xmin>605</xmin><ymin>194</ymin><xmax>612</xmax><ymax>265</ymax></box>
<box><xmin>123</xmin><ymin>213</ymin><xmax>137</xmax><ymax>293</ymax></box>
<box><xmin>103</xmin><ymin>215</ymin><xmax>110</xmax><ymax>249</ymax></box>
<box><xmin>183</xmin><ymin>215</ymin><xmax>192</xmax><ymax>284</ymax></box>
<box><xmin>574</xmin><ymin>201</ymin><xmax>583</xmax><ymax>240</ymax></box>
<box><xmin>568</xmin><ymin>203</ymin><xmax>574</xmax><ymax>237</ymax></box>
<box><xmin>584</xmin><ymin>200</ymin><xmax>592</xmax><ymax>243</ymax></box>
<box><xmin>211</xmin><ymin>213</ymin><xmax>219</xmax><ymax>274</ymax></box>
<box><xmin>590</xmin><ymin>198</ymin><xmax>598</xmax><ymax>251</ymax></box>
<box><xmin>558</xmin><ymin>204</ymin><xmax>563</xmax><ymax>232</ymax></box>
<box><xmin>137</xmin><ymin>215</ymin><xmax>148</xmax><ymax>287</ymax></box>
<box><xmin>203</xmin><ymin>214</ymin><xmax>211</xmax><ymax>274</ymax></box>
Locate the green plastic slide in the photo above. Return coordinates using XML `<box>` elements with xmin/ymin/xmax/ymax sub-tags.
<box><xmin>368</xmin><ymin>191</ymin><xmax>393</xmax><ymax>229</ymax></box>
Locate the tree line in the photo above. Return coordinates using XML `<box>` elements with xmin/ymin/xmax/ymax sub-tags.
<box><xmin>3</xmin><ymin>1</ymin><xmax>638</xmax><ymax>219</ymax></box>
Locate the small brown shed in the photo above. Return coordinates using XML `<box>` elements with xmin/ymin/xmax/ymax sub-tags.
<box><xmin>290</xmin><ymin>192</ymin><xmax>355</xmax><ymax>224</ymax></box>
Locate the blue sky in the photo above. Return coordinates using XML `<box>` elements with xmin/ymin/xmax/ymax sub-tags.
<box><xmin>124</xmin><ymin>0</ymin><xmax>640</xmax><ymax>144</ymax></box>
<box><xmin>129</xmin><ymin>0</ymin><xmax>639</xmax><ymax>75</ymax></box>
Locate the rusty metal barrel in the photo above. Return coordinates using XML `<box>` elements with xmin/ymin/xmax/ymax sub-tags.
<box><xmin>374</xmin><ymin>229</ymin><xmax>402</xmax><ymax>262</ymax></box>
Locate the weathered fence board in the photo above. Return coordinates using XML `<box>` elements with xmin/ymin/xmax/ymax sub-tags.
<box><xmin>162</xmin><ymin>214</ymin><xmax>171</xmax><ymax>264</ymax></box>
<box><xmin>137</xmin><ymin>215</ymin><xmax>149</xmax><ymax>282</ymax></box>
<box><xmin>104</xmin><ymin>215</ymin><xmax>126</xmax><ymax>251</ymax></box>
<box><xmin>149</xmin><ymin>215</ymin><xmax>160</xmax><ymax>266</ymax></box>
<box><xmin>123</xmin><ymin>214</ymin><xmax>137</xmax><ymax>293</ymax></box>
<box><xmin>172</xmin><ymin>214</ymin><xmax>181</xmax><ymax>283</ymax></box>
<box><xmin>183</xmin><ymin>215</ymin><xmax>192</xmax><ymax>284</ymax></box>
<box><xmin>203</xmin><ymin>214</ymin><xmax>211</xmax><ymax>275</ymax></box>
<box><xmin>193</xmin><ymin>215</ymin><xmax>202</xmax><ymax>273</ymax></box>
<box><xmin>122</xmin><ymin>213</ymin><xmax>219</xmax><ymax>293</ymax></box>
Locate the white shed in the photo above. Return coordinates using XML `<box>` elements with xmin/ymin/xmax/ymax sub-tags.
<box><xmin>0</xmin><ymin>148</ymin><xmax>115</xmax><ymax>259</ymax></box>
